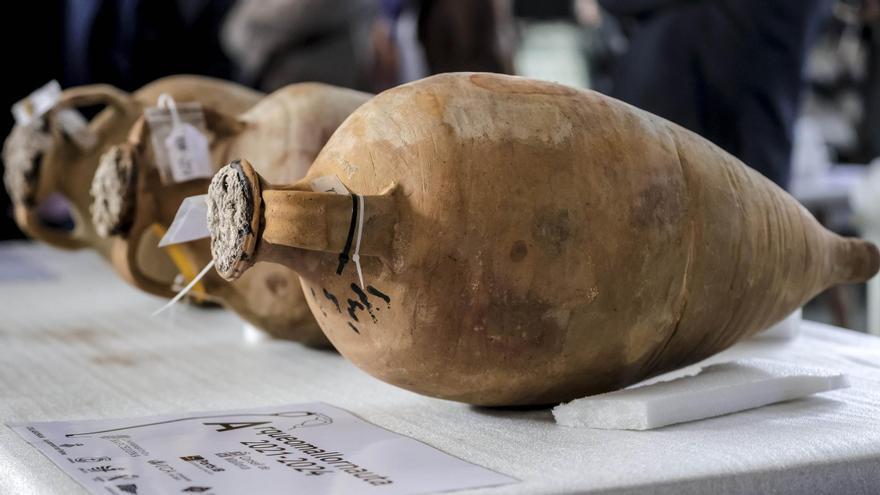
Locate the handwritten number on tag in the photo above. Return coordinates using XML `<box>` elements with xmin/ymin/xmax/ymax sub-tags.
<box><xmin>165</xmin><ymin>123</ymin><xmax>211</xmax><ymax>183</ymax></box>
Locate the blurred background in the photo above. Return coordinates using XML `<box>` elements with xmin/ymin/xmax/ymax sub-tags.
<box><xmin>2</xmin><ymin>0</ymin><xmax>879</xmax><ymax>332</ymax></box>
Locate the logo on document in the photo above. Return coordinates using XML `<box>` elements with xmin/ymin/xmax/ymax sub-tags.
<box><xmin>180</xmin><ymin>455</ymin><xmax>225</xmax><ymax>473</ymax></box>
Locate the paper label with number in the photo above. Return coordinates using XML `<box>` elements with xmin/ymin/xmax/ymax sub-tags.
<box><xmin>12</xmin><ymin>80</ymin><xmax>62</xmax><ymax>126</ymax></box>
<box><xmin>145</xmin><ymin>103</ymin><xmax>213</xmax><ymax>184</ymax></box>
<box><xmin>165</xmin><ymin>123</ymin><xmax>213</xmax><ymax>183</ymax></box>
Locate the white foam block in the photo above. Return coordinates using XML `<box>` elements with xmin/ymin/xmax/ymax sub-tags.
<box><xmin>755</xmin><ymin>309</ymin><xmax>802</xmax><ymax>340</ymax></box>
<box><xmin>242</xmin><ymin>322</ymin><xmax>270</xmax><ymax>344</ymax></box>
<box><xmin>553</xmin><ymin>359</ymin><xmax>849</xmax><ymax>430</ymax></box>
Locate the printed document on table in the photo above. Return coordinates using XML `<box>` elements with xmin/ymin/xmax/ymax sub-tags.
<box><xmin>9</xmin><ymin>402</ymin><xmax>516</xmax><ymax>495</ymax></box>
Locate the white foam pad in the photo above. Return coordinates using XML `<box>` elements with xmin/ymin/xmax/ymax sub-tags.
<box><xmin>553</xmin><ymin>359</ymin><xmax>848</xmax><ymax>430</ymax></box>
<box><xmin>755</xmin><ymin>309</ymin><xmax>802</xmax><ymax>340</ymax></box>
<box><xmin>242</xmin><ymin>322</ymin><xmax>270</xmax><ymax>344</ymax></box>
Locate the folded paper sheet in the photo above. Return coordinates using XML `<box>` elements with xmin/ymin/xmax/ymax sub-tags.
<box><xmin>553</xmin><ymin>359</ymin><xmax>849</xmax><ymax>430</ymax></box>
<box><xmin>157</xmin><ymin>194</ymin><xmax>210</xmax><ymax>247</ymax></box>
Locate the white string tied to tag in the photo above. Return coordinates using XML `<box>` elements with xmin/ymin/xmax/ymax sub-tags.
<box><xmin>151</xmin><ymin>259</ymin><xmax>215</xmax><ymax>317</ymax></box>
<box><xmin>157</xmin><ymin>93</ymin><xmax>182</xmax><ymax>128</ymax></box>
<box><xmin>352</xmin><ymin>193</ymin><xmax>366</xmax><ymax>289</ymax></box>
<box><xmin>313</xmin><ymin>175</ymin><xmax>367</xmax><ymax>289</ymax></box>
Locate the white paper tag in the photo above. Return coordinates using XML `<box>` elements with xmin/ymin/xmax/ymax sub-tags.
<box><xmin>11</xmin><ymin>81</ymin><xmax>97</xmax><ymax>150</ymax></box>
<box><xmin>11</xmin><ymin>80</ymin><xmax>62</xmax><ymax>126</ymax></box>
<box><xmin>310</xmin><ymin>175</ymin><xmax>349</xmax><ymax>195</ymax></box>
<box><xmin>145</xmin><ymin>101</ymin><xmax>213</xmax><ymax>184</ymax></box>
<box><xmin>158</xmin><ymin>194</ymin><xmax>210</xmax><ymax>247</ymax></box>
<box><xmin>165</xmin><ymin>122</ymin><xmax>213</xmax><ymax>183</ymax></box>
<box><xmin>9</xmin><ymin>402</ymin><xmax>516</xmax><ymax>495</ymax></box>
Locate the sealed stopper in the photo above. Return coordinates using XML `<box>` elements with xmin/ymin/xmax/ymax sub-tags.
<box><xmin>207</xmin><ymin>159</ymin><xmax>262</xmax><ymax>280</ymax></box>
<box><xmin>2</xmin><ymin>123</ymin><xmax>52</xmax><ymax>206</ymax></box>
<box><xmin>90</xmin><ymin>144</ymin><xmax>137</xmax><ymax>237</ymax></box>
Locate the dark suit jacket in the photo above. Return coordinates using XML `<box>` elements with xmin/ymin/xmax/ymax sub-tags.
<box><xmin>601</xmin><ymin>0</ymin><xmax>830</xmax><ymax>187</ymax></box>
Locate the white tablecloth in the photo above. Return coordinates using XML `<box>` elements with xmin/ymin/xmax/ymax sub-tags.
<box><xmin>1</xmin><ymin>242</ymin><xmax>879</xmax><ymax>494</ymax></box>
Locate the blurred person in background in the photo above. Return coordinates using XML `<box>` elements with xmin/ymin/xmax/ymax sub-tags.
<box><xmin>417</xmin><ymin>0</ymin><xmax>515</xmax><ymax>75</ymax></box>
<box><xmin>221</xmin><ymin>0</ymin><xmax>377</xmax><ymax>92</ymax></box>
<box><xmin>858</xmin><ymin>0</ymin><xmax>880</xmax><ymax>161</ymax></box>
<box><xmin>374</xmin><ymin>0</ymin><xmax>516</xmax><ymax>91</ymax></box>
<box><xmin>601</xmin><ymin>0</ymin><xmax>832</xmax><ymax>188</ymax></box>
<box><xmin>221</xmin><ymin>0</ymin><xmax>514</xmax><ymax>94</ymax></box>
<box><xmin>64</xmin><ymin>0</ymin><xmax>235</xmax><ymax>88</ymax></box>
<box><xmin>776</xmin><ymin>0</ymin><xmax>880</xmax><ymax>170</ymax></box>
